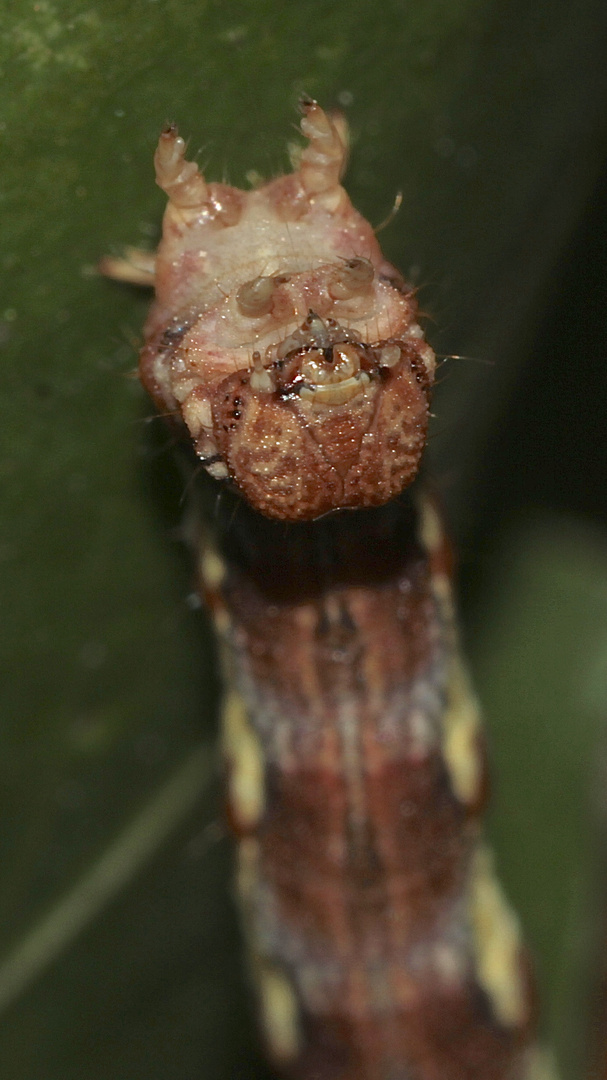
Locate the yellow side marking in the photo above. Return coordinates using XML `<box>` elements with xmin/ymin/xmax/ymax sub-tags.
<box><xmin>199</xmin><ymin>542</ymin><xmax>232</xmax><ymax>635</ymax></box>
<box><xmin>429</xmin><ymin>569</ymin><xmax>452</xmax><ymax>606</ymax></box>
<box><xmin>236</xmin><ymin>840</ymin><xmax>302</xmax><ymax>1064</ymax></box>
<box><xmin>416</xmin><ymin>494</ymin><xmax>483</xmax><ymax>806</ymax></box>
<box><xmin>199</xmin><ymin>544</ymin><xmax>226</xmax><ymax>591</ymax></box>
<box><xmin>468</xmin><ymin>845</ymin><xmax>527</xmax><ymax>1028</ymax></box>
<box><xmin>417</xmin><ymin>493</ymin><xmax>444</xmax><ymax>555</ymax></box>
<box><xmin>523</xmin><ymin>1045</ymin><xmax>561</xmax><ymax>1080</ymax></box>
<box><xmin>222</xmin><ymin>691</ymin><xmax>265</xmax><ymax>830</ymax></box>
<box><xmin>257</xmin><ymin>962</ymin><xmax>302</xmax><ymax>1064</ymax></box>
<box><xmin>441</xmin><ymin>656</ymin><xmax>483</xmax><ymax>806</ymax></box>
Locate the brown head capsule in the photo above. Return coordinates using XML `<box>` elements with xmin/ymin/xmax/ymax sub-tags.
<box><xmin>138</xmin><ymin>101</ymin><xmax>436</xmax><ymax>520</ymax></box>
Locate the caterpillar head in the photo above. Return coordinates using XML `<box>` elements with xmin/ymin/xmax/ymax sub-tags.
<box><xmin>139</xmin><ymin>101</ymin><xmax>435</xmax><ymax>521</ymax></box>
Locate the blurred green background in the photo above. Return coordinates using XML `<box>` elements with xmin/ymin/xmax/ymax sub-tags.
<box><xmin>2</xmin><ymin>1</ymin><xmax>607</xmax><ymax>1077</ymax></box>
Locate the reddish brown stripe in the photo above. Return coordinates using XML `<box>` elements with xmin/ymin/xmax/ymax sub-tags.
<box><xmin>291</xmin><ymin>986</ymin><xmax>530</xmax><ymax>1080</ymax></box>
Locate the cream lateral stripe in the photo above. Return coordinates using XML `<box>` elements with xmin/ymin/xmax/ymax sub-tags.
<box><xmin>417</xmin><ymin>493</ymin><xmax>483</xmax><ymax>807</ymax></box>
<box><xmin>416</xmin><ymin>492</ymin><xmax>444</xmax><ymax>556</ymax></box>
<box><xmin>0</xmin><ymin>744</ymin><xmax>213</xmax><ymax>1014</ymax></box>
<box><xmin>236</xmin><ymin>839</ymin><xmax>303</xmax><ymax>1065</ymax></box>
<box><xmin>199</xmin><ymin>542</ymin><xmax>232</xmax><ymax>636</ymax></box>
<box><xmin>257</xmin><ymin>963</ymin><xmax>303</xmax><ymax>1064</ymax></box>
<box><xmin>523</xmin><ymin>1046</ymin><xmax>560</xmax><ymax>1080</ymax></box>
<box><xmin>222</xmin><ymin>690</ymin><xmax>266</xmax><ymax>829</ymax></box>
<box><xmin>441</xmin><ymin>656</ymin><xmax>483</xmax><ymax>806</ymax></box>
<box><xmin>468</xmin><ymin>845</ymin><xmax>526</xmax><ymax>1029</ymax></box>
<box><xmin>200</xmin><ymin>543</ymin><xmax>227</xmax><ymax>592</ymax></box>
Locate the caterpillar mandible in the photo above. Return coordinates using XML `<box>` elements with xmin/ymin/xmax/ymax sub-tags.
<box><xmin>102</xmin><ymin>99</ymin><xmax>556</xmax><ymax>1080</ymax></box>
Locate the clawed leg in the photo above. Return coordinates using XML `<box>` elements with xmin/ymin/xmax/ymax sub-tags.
<box><xmin>154</xmin><ymin>104</ymin><xmax>348</xmax><ymax>215</ymax></box>
<box><xmin>297</xmin><ymin>97</ymin><xmax>348</xmax><ymax>202</ymax></box>
<box><xmin>98</xmin><ymin>246</ymin><xmax>156</xmax><ymax>286</ymax></box>
<box><xmin>154</xmin><ymin>123</ymin><xmax>209</xmax><ymax>209</ymax></box>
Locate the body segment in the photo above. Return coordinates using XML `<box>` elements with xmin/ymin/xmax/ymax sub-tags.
<box><xmin>200</xmin><ymin>495</ymin><xmax>537</xmax><ymax>1080</ymax></box>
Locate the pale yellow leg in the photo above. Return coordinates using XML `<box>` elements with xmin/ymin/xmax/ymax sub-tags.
<box><xmin>98</xmin><ymin>246</ymin><xmax>156</xmax><ymax>286</ymax></box>
<box><xmin>298</xmin><ymin>98</ymin><xmax>348</xmax><ymax>209</ymax></box>
<box><xmin>154</xmin><ymin>124</ymin><xmax>208</xmax><ymax>209</ymax></box>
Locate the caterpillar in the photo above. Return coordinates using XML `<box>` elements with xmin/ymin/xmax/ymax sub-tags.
<box><xmin>102</xmin><ymin>99</ymin><xmax>556</xmax><ymax>1080</ymax></box>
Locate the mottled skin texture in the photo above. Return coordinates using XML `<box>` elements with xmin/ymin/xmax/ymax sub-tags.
<box><xmin>136</xmin><ymin>101</ymin><xmax>435</xmax><ymax>520</ymax></box>
<box><xmin>200</xmin><ymin>495</ymin><xmax>539</xmax><ymax>1080</ymax></box>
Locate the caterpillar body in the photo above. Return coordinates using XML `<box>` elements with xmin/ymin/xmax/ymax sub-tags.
<box><xmin>102</xmin><ymin>100</ymin><xmax>554</xmax><ymax>1080</ymax></box>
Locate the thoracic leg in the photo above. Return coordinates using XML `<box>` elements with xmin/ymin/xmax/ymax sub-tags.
<box><xmin>298</xmin><ymin>97</ymin><xmax>348</xmax><ymax>206</ymax></box>
<box><xmin>154</xmin><ymin>124</ymin><xmax>209</xmax><ymax>209</ymax></box>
